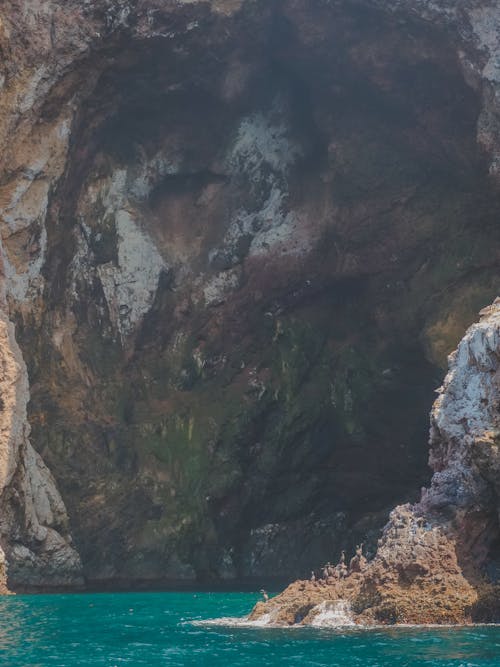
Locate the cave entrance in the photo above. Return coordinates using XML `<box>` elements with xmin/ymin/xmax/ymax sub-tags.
<box><xmin>24</xmin><ymin>0</ymin><xmax>500</xmax><ymax>585</ymax></box>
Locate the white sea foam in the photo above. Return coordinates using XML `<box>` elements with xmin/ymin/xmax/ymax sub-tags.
<box><xmin>190</xmin><ymin>615</ymin><xmax>272</xmax><ymax>628</ymax></box>
<box><xmin>191</xmin><ymin>601</ymin><xmax>355</xmax><ymax>629</ymax></box>
<box><xmin>309</xmin><ymin>600</ymin><xmax>355</xmax><ymax>628</ymax></box>
<box><xmin>191</xmin><ymin>608</ymin><xmax>282</xmax><ymax>629</ymax></box>
<box><xmin>189</xmin><ymin>614</ymin><xmax>500</xmax><ymax>631</ymax></box>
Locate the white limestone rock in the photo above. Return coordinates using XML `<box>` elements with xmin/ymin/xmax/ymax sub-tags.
<box><xmin>71</xmin><ymin>161</ymin><xmax>172</xmax><ymax>342</ymax></box>
<box><xmin>422</xmin><ymin>298</ymin><xmax>500</xmax><ymax>516</ymax></box>
<box><xmin>97</xmin><ymin>210</ymin><xmax>166</xmax><ymax>340</ymax></box>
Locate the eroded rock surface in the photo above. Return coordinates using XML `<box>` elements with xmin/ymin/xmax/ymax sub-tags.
<box><xmin>249</xmin><ymin>300</ymin><xmax>500</xmax><ymax>625</ymax></box>
<box><xmin>0</xmin><ymin>309</ymin><xmax>82</xmax><ymax>590</ymax></box>
<box><xmin>0</xmin><ymin>0</ymin><xmax>499</xmax><ymax>587</ymax></box>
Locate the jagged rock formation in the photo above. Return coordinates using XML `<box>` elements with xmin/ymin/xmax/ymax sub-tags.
<box><xmin>0</xmin><ymin>0</ymin><xmax>499</xmax><ymax>588</ymax></box>
<box><xmin>249</xmin><ymin>300</ymin><xmax>500</xmax><ymax>625</ymax></box>
<box><xmin>0</xmin><ymin>309</ymin><xmax>82</xmax><ymax>590</ymax></box>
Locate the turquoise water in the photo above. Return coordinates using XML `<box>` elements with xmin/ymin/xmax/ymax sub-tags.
<box><xmin>0</xmin><ymin>592</ymin><xmax>499</xmax><ymax>666</ymax></box>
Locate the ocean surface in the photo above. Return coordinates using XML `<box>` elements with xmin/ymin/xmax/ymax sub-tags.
<box><xmin>0</xmin><ymin>591</ymin><xmax>499</xmax><ymax>666</ymax></box>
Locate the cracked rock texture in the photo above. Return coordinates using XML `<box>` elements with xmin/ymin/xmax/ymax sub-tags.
<box><xmin>0</xmin><ymin>0</ymin><xmax>499</xmax><ymax>589</ymax></box>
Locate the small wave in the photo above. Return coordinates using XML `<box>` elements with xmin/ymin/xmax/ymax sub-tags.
<box><xmin>189</xmin><ymin>615</ymin><xmax>500</xmax><ymax>631</ymax></box>
<box><xmin>190</xmin><ymin>616</ymin><xmax>271</xmax><ymax>628</ymax></box>
<box><xmin>190</xmin><ymin>609</ymin><xmax>284</xmax><ymax>629</ymax></box>
<box><xmin>190</xmin><ymin>602</ymin><xmax>355</xmax><ymax>629</ymax></box>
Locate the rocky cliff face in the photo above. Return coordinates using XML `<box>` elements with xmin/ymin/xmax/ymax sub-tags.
<box><xmin>0</xmin><ymin>0</ymin><xmax>499</xmax><ymax>589</ymax></box>
<box><xmin>0</xmin><ymin>309</ymin><xmax>81</xmax><ymax>589</ymax></box>
<box><xmin>249</xmin><ymin>299</ymin><xmax>500</xmax><ymax>625</ymax></box>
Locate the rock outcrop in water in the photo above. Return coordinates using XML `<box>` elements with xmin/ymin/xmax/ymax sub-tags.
<box><xmin>249</xmin><ymin>300</ymin><xmax>500</xmax><ymax>625</ymax></box>
<box><xmin>0</xmin><ymin>0</ymin><xmax>499</xmax><ymax>589</ymax></box>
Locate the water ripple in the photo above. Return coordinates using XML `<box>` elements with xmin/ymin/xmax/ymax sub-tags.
<box><xmin>0</xmin><ymin>593</ymin><xmax>497</xmax><ymax>666</ymax></box>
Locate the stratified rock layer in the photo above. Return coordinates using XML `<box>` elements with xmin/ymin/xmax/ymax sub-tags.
<box><xmin>249</xmin><ymin>300</ymin><xmax>500</xmax><ymax>625</ymax></box>
<box><xmin>0</xmin><ymin>0</ymin><xmax>499</xmax><ymax>587</ymax></box>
